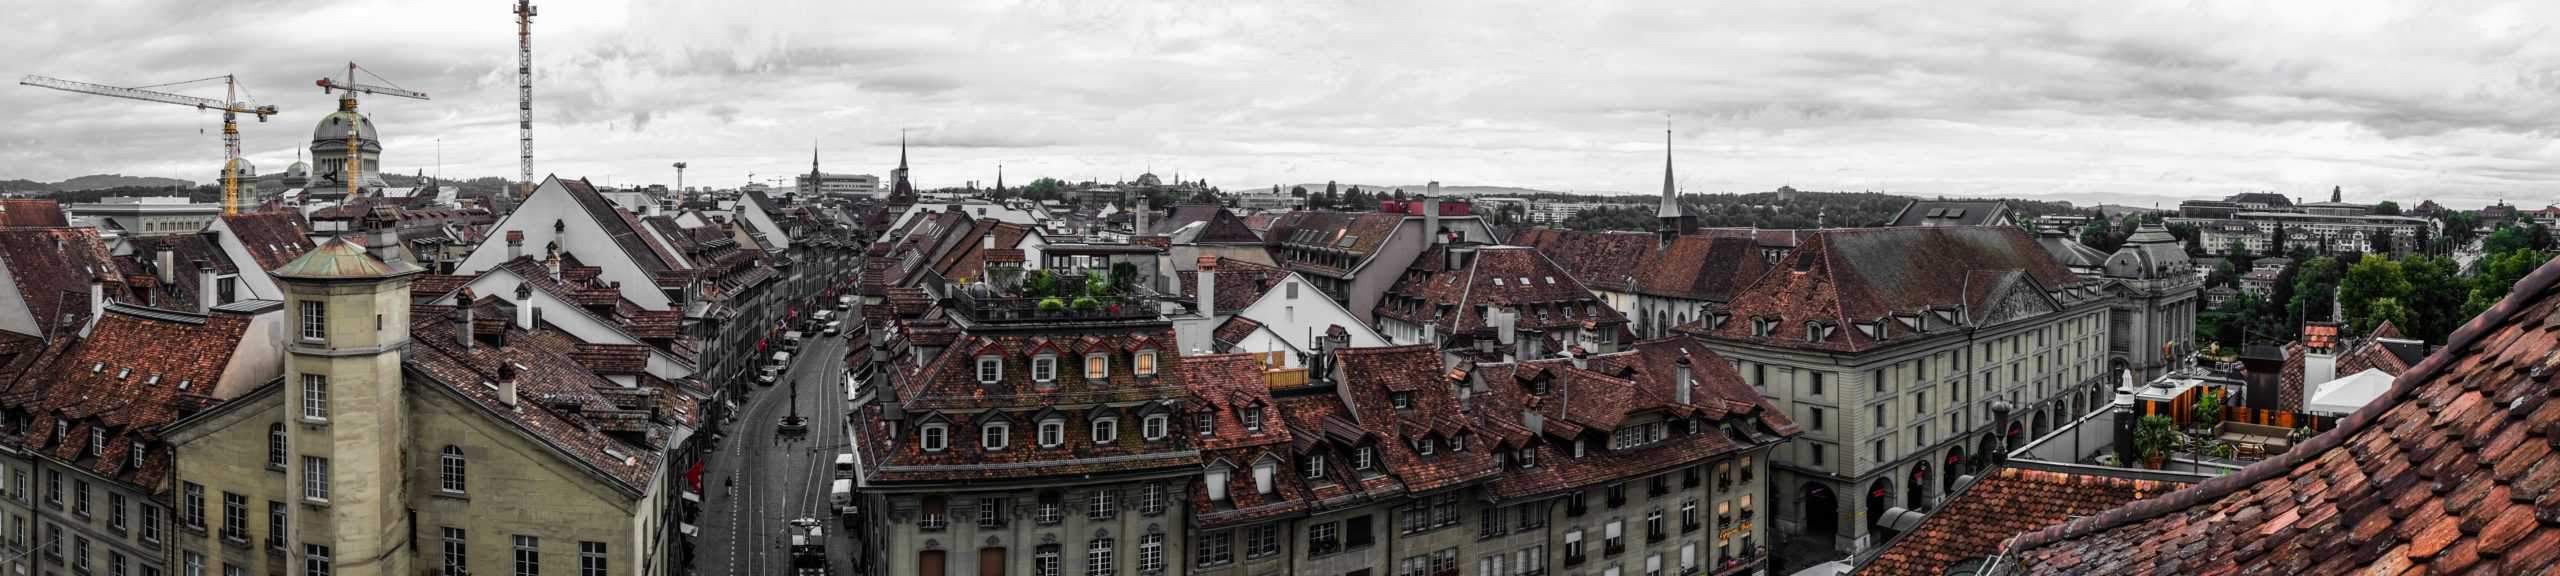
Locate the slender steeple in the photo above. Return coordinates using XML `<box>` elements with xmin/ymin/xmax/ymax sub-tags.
<box><xmin>1656</xmin><ymin>129</ymin><xmax>1679</xmax><ymax>219</ymax></box>
<box><xmin>808</xmin><ymin>143</ymin><xmax>822</xmax><ymax>195</ymax></box>
<box><xmin>995</xmin><ymin>164</ymin><xmax>1005</xmax><ymax>193</ymax></box>
<box><xmin>898</xmin><ymin>131</ymin><xmax>910</xmax><ymax>171</ymax></box>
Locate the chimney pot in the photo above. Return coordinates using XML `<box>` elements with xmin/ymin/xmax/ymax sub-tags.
<box><xmin>194</xmin><ymin>259</ymin><xmax>217</xmax><ymax>311</ymax></box>
<box><xmin>497</xmin><ymin>363</ymin><xmax>520</xmax><ymax>407</ymax></box>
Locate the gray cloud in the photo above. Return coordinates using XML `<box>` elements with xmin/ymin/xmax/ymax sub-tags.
<box><xmin>2</xmin><ymin>0</ymin><xmax>2557</xmax><ymax>207</ymax></box>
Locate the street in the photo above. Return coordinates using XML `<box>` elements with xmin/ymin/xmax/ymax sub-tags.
<box><xmin>698</xmin><ymin>319</ymin><xmax>853</xmax><ymax>575</ymax></box>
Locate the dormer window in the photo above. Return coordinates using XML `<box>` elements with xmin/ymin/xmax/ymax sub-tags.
<box><xmin>982</xmin><ymin>422</ymin><xmax>1011</xmax><ymax>451</ymax></box>
<box><xmin>1086</xmin><ymin>354</ymin><xmax>1110</xmax><ymax>380</ymax></box>
<box><xmin>1355</xmin><ymin>447</ymin><xmax>1375</xmax><ymax>471</ymax></box>
<box><xmin>1391</xmin><ymin>392</ymin><xmax>1413</xmax><ymax>409</ymax></box>
<box><xmin>1039</xmin><ymin>419</ymin><xmax>1065</xmax><ymax>447</ymax></box>
<box><xmin>54</xmin><ymin>421</ymin><xmax>66</xmax><ymax>442</ymax></box>
<box><xmin>129</xmin><ymin>442</ymin><xmax>145</xmax><ymax>469</ymax></box>
<box><xmin>1135</xmin><ymin>351</ymin><xmax>1158</xmax><ymax>377</ymax></box>
<box><xmin>89</xmin><ymin>428</ymin><xmax>104</xmax><ymax>456</ymax></box>
<box><xmin>1804</xmin><ymin>321</ymin><xmax>1823</xmax><ymax>342</ymax></box>
<box><xmin>1197</xmin><ymin>412</ymin><xmax>1217</xmax><ymax>437</ymax></box>
<box><xmin>976</xmin><ymin>356</ymin><xmax>1003</xmax><ymax>384</ymax></box>
<box><xmin>1517</xmin><ymin>448</ymin><xmax>1537</xmax><ymax>469</ymax></box>
<box><xmin>1032</xmin><ymin>355</ymin><xmax>1058</xmax><ymax>383</ymax></box>
<box><xmin>1417</xmin><ymin>438</ymin><xmax>1436</xmax><ymax>455</ymax></box>
<box><xmin>1092</xmin><ymin>418</ymin><xmax>1120</xmax><ymax>444</ymax></box>
<box><xmin>920</xmin><ymin>423</ymin><xmax>949</xmax><ymax>452</ymax></box>
<box><xmin>1206</xmin><ymin>466</ymin><xmax>1231</xmax><ymax>502</ymax></box>
<box><xmin>1451</xmin><ymin>433</ymin><xmax>1468</xmax><ymax>452</ymax></box>
<box><xmin>1243</xmin><ymin>408</ymin><xmax>1264</xmax><ymax>433</ymax></box>
<box><xmin>1142</xmin><ymin>414</ymin><xmax>1169</xmax><ymax>441</ymax></box>
<box><xmin>1751</xmin><ymin>318</ymin><xmax>1776</xmax><ymax>338</ymax></box>
<box><xmin>1303</xmin><ymin>455</ymin><xmax>1328</xmax><ymax>480</ymax></box>
<box><xmin>1252</xmin><ymin>460</ymin><xmax>1276</xmax><ymax>495</ymax></box>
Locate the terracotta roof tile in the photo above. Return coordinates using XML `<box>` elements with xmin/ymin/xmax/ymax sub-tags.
<box><xmin>0</xmin><ymin>228</ymin><xmax>132</xmax><ymax>337</ymax></box>
<box><xmin>1179</xmin><ymin>258</ymin><xmax>1290</xmax><ymax>315</ymax></box>
<box><xmin>406</xmin><ymin>318</ymin><xmax>664</xmax><ymax>492</ymax></box>
<box><xmin>2003</xmin><ymin>253</ymin><xmax>2560</xmax><ymax>575</ymax></box>
<box><xmin>217</xmin><ymin>211</ymin><xmax>315</xmax><ymax>271</ymax></box>
<box><xmin>1683</xmin><ymin>226</ymin><xmax>2086</xmax><ymax>353</ymax></box>
<box><xmin>0</xmin><ymin>199</ymin><xmax>67</xmax><ymax>228</ymax></box>
<box><xmin>1858</xmin><ymin>468</ymin><xmax>2187</xmax><ymax>576</ymax></box>
<box><xmin>18</xmin><ymin>304</ymin><xmax>251</xmax><ymax>488</ymax></box>
<box><xmin>1377</xmin><ymin>245</ymin><xmax>1628</xmax><ymax>335</ymax></box>
<box><xmin>1469</xmin><ymin>338</ymin><xmax>1798</xmax><ymax>499</ymax></box>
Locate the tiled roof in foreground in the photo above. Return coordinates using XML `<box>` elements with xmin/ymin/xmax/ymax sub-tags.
<box><xmin>2002</xmin><ymin>255</ymin><xmax>2560</xmax><ymax>575</ymax></box>
<box><xmin>1859</xmin><ymin>468</ymin><xmax>2186</xmax><ymax>576</ymax></box>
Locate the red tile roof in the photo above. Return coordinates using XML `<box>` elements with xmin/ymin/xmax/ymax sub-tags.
<box><xmin>0</xmin><ymin>199</ymin><xmax>66</xmax><ymax>228</ymax></box>
<box><xmin>1263</xmin><ymin>211</ymin><xmax>1408</xmax><ymax>277</ymax></box>
<box><xmin>1377</xmin><ymin>245</ymin><xmax>1628</xmax><ymax>335</ymax></box>
<box><xmin>1211</xmin><ymin>316</ymin><xmax>1264</xmax><ymax>350</ymax></box>
<box><xmin>1858</xmin><ymin>468</ymin><xmax>2186</xmax><ymax>576</ymax></box>
<box><xmin>1683</xmin><ymin>226</ymin><xmax>2088</xmax><ymax>353</ymax></box>
<box><xmin>1151</xmin><ymin>205</ymin><xmax>1263</xmax><ymax>244</ymax></box>
<box><xmin>407</xmin><ymin>316</ymin><xmax>666</xmax><ymax>494</ymax></box>
<box><xmin>2002</xmin><ymin>253</ymin><xmax>2560</xmax><ymax>575</ymax></box>
<box><xmin>19</xmin><ymin>304</ymin><xmax>252</xmax><ymax>489</ymax></box>
<box><xmin>1324</xmin><ymin>345</ymin><xmax>1499</xmax><ymax>494</ymax></box>
<box><xmin>1469</xmin><ymin>338</ymin><xmax>1798</xmax><ymax>499</ymax></box>
<box><xmin>0</xmin><ymin>228</ymin><xmax>131</xmax><ymax>337</ymax></box>
<box><xmin>218</xmin><ymin>211</ymin><xmax>315</xmax><ymax>272</ymax></box>
<box><xmin>1511</xmin><ymin>229</ymin><xmax>1773</xmax><ymax>302</ymax></box>
<box><xmin>1179</xmin><ymin>257</ymin><xmax>1290</xmax><ymax>315</ymax></box>
<box><xmin>112</xmin><ymin>233</ymin><xmax>234</xmax><ymax>312</ymax></box>
<box><xmin>1181</xmin><ymin>353</ymin><xmax>1312</xmax><ymax>526</ymax></box>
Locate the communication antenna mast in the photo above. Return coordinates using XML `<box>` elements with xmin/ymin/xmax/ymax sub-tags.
<box><xmin>514</xmin><ymin>0</ymin><xmax>538</xmax><ymax>210</ymax></box>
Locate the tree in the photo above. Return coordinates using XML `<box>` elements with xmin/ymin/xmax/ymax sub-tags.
<box><xmin>2483</xmin><ymin>226</ymin><xmax>2533</xmax><ymax>255</ymax></box>
<box><xmin>2397</xmin><ymin>256</ymin><xmax>2465</xmax><ymax>344</ymax></box>
<box><xmin>2289</xmin><ymin>256</ymin><xmax>2343</xmax><ymax>323</ymax></box>
<box><xmin>1289</xmin><ymin>185</ymin><xmax>1307</xmax><ymax>198</ymax></box>
<box><xmin>1343</xmin><ymin>186</ymin><xmax>1370</xmax><ymax>209</ymax></box>
<box><xmin>2336</xmin><ymin>257</ymin><xmax>2409</xmax><ymax>335</ymax></box>
<box><xmin>1022</xmin><ymin>177</ymin><xmax>1066</xmax><ymax>202</ymax></box>
<box><xmin>2362</xmin><ymin>297</ymin><xmax>2411</xmax><ymax>335</ymax></box>
<box><xmin>2207</xmin><ymin>260</ymin><xmax>2240</xmax><ymax>289</ymax></box>
<box><xmin>2465</xmin><ymin>249</ymin><xmax>2552</xmax><ymax>318</ymax></box>
<box><xmin>2367</xmin><ymin>229</ymin><xmax>2395</xmax><ymax>255</ymax></box>
<box><xmin>2080</xmin><ymin>220</ymin><xmax>2123</xmax><ymax>253</ymax></box>
<box><xmin>2270</xmin><ymin>224</ymin><xmax>2290</xmax><ymax>256</ymax></box>
<box><xmin>2373</xmin><ymin>200</ymin><xmax>2401</xmax><ymax>216</ymax></box>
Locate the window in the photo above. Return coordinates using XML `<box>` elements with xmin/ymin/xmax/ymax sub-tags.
<box><xmin>73</xmin><ymin>535</ymin><xmax>88</xmax><ymax>574</ymax></box>
<box><xmin>268</xmin><ymin>504</ymin><xmax>285</xmax><ymax>550</ymax></box>
<box><xmin>920</xmin><ymin>496</ymin><xmax>949</xmax><ymax>529</ymax></box>
<box><xmin>1309</xmin><ymin>522</ymin><xmax>1341</xmax><ymax>556</ymax></box>
<box><xmin>1808</xmin><ymin>407</ymin><xmax>1824</xmax><ymax>431</ymax></box>
<box><xmin>107</xmin><ymin>493</ymin><xmax>124</xmax><ymax>531</ymax></box>
<box><xmin>1032</xmin><ymin>356</ymin><xmax>1057</xmax><ymax>383</ymax></box>
<box><xmin>1645</xmin><ymin>554</ymin><xmax>1662</xmax><ymax>576</ymax></box>
<box><xmin>1138</xmin><ymin>533</ymin><xmax>1163</xmax><ymax>574</ymax></box>
<box><xmin>1303</xmin><ymin>455</ymin><xmax>1327</xmax><ymax>480</ymax></box>
<box><xmin>443</xmin><ymin>528</ymin><xmax>468</xmax><ymax>576</ymax></box>
<box><xmin>1195</xmin><ymin>413</ymin><xmax>1215</xmax><ymax>437</ymax></box>
<box><xmin>1135</xmin><ymin>351</ymin><xmax>1158</xmax><ymax>376</ymax></box>
<box><xmin>977</xmin><ymin>498</ymin><xmax>1006</xmax><ymax>529</ymax></box>
<box><xmin>306</xmin><ymin>544</ymin><xmax>334</xmax><ymax>576</ymax></box>
<box><xmin>1242</xmin><ymin>408</ymin><xmax>1263</xmax><ymax>433</ymax></box>
<box><xmin>1197</xmin><ymin>531</ymin><xmax>1233</xmax><ymax>567</ymax></box>
<box><xmin>1811</xmin><ymin>372</ymin><xmax>1826</xmax><ymax>395</ymax></box>
<box><xmin>1391</xmin><ymin>392</ymin><xmax>1413</xmax><ymax>409</ymax></box>
<box><xmin>302</xmin><ymin>457</ymin><xmax>330</xmax><ymax>502</ymax></box>
<box><xmin>140</xmin><ymin>504</ymin><xmax>159</xmax><ymax>543</ymax></box>
<box><xmin>181</xmin><ymin>482</ymin><xmax>204</xmax><ymax>529</ymax></box>
<box><xmin>976</xmin><ymin>357</ymin><xmax>1003</xmax><ymax>384</ymax></box>
<box><xmin>1245</xmin><ymin>525</ymin><xmax>1279</xmax><ymax>559</ymax></box>
<box><xmin>74</xmin><ymin>480</ymin><xmax>88</xmax><ymax>517</ymax></box>
<box><xmin>1085</xmin><ymin>537</ymin><xmax>1114</xmax><ymax>576</ymax></box>
<box><xmin>1035</xmin><ymin>545</ymin><xmax>1060</xmax><ymax>576</ymax></box>
<box><xmin>1564</xmin><ymin>530</ymin><xmax>1585</xmax><ymax>564</ymax></box>
<box><xmin>578</xmin><ymin>541</ymin><xmax>605</xmax><ymax>576</ymax></box>
<box><xmin>1139</xmin><ymin>484</ymin><xmax>1165</xmax><ymax>516</ymax></box>
<box><xmin>1873</xmin><ymin>405</ymin><xmax>1885</xmax><ymax>430</ymax></box>
<box><xmin>440</xmin><ymin>446</ymin><xmax>467</xmax><ymax>493</ymax></box>
<box><xmin>220</xmin><ymin>492</ymin><xmax>246</xmax><ymax>541</ymax></box>
<box><xmin>1355</xmin><ymin>447</ymin><xmax>1374</xmax><ymax>471</ymax></box>
<box><xmin>1037</xmin><ymin>493</ymin><xmax>1063</xmax><ymax>525</ymax></box>
<box><xmin>1085</xmin><ymin>355</ymin><xmax>1109</xmax><ymax>380</ymax></box>
<box><xmin>983</xmin><ymin>422</ymin><xmax>1011</xmax><ymax>450</ymax></box>
<box><xmin>1604</xmin><ymin>520</ymin><xmax>1624</xmax><ymax>554</ymax></box>
<box><xmin>302</xmin><ymin>374</ymin><xmax>330</xmax><ymax>421</ymax></box>
<box><xmin>110</xmin><ymin>552</ymin><xmax>125</xmax><ymax>576</ymax></box>
<box><xmin>1645</xmin><ymin>509</ymin><xmax>1664</xmax><ymax>541</ymax></box>
<box><xmin>1141</xmin><ymin>415</ymin><xmax>1168</xmax><ymax>440</ymax></box>
<box><xmin>267</xmin><ymin>424</ymin><xmax>286</xmax><ymax>468</ymax></box>
<box><xmin>1087</xmin><ymin>490</ymin><xmax>1116</xmax><ymax>520</ymax></box>
<box><xmin>1681</xmin><ymin>500</ymin><xmax>1699</xmax><ymax>531</ymax></box>
<box><xmin>1039</xmin><ymin>419</ymin><xmax>1066</xmax><ymax>447</ymax></box>
<box><xmin>920</xmin><ymin>423</ymin><xmax>949</xmax><ymax>452</ymax></box>
<box><xmin>513</xmin><ymin>535</ymin><xmax>540</xmax><ymax>576</ymax></box>
<box><xmin>1091</xmin><ymin>418</ymin><xmax>1119</xmax><ymax>444</ymax></box>
<box><xmin>299</xmin><ymin>301</ymin><xmax>326</xmax><ymax>340</ymax></box>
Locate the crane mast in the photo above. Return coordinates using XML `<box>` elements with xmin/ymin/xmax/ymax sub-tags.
<box><xmin>516</xmin><ymin>0</ymin><xmax>538</xmax><ymax>210</ymax></box>
<box><xmin>19</xmin><ymin>74</ymin><xmax>276</xmax><ymax>215</ymax></box>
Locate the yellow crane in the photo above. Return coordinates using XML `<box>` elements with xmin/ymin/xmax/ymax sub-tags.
<box><xmin>19</xmin><ymin>74</ymin><xmax>278</xmax><ymax>214</ymax></box>
<box><xmin>315</xmin><ymin>62</ymin><xmax>428</xmax><ymax>201</ymax></box>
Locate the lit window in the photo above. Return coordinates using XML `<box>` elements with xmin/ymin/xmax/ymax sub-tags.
<box><xmin>1086</xmin><ymin>354</ymin><xmax>1110</xmax><ymax>380</ymax></box>
<box><xmin>1135</xmin><ymin>351</ymin><xmax>1158</xmax><ymax>376</ymax></box>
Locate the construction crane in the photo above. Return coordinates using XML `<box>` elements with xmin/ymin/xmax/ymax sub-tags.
<box><xmin>19</xmin><ymin>74</ymin><xmax>278</xmax><ymax>215</ymax></box>
<box><xmin>515</xmin><ymin>0</ymin><xmax>539</xmax><ymax>209</ymax></box>
<box><xmin>315</xmin><ymin>62</ymin><xmax>428</xmax><ymax>201</ymax></box>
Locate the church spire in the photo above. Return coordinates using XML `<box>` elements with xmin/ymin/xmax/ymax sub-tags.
<box><xmin>996</xmin><ymin>164</ymin><xmax>1005</xmax><ymax>193</ymax></box>
<box><xmin>898</xmin><ymin>131</ymin><xmax>909</xmax><ymax>171</ymax></box>
<box><xmin>809</xmin><ymin>143</ymin><xmax>822</xmax><ymax>195</ymax></box>
<box><xmin>1656</xmin><ymin>129</ymin><xmax>1680</xmax><ymax>219</ymax></box>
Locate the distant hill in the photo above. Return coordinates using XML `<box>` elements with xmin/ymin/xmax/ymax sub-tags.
<box><xmin>0</xmin><ymin>174</ymin><xmax>197</xmax><ymax>194</ymax></box>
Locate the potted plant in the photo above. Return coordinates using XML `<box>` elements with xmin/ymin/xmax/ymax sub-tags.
<box><xmin>1037</xmin><ymin>298</ymin><xmax>1067</xmax><ymax>315</ymax></box>
<box><xmin>2135</xmin><ymin>414</ymin><xmax>2179</xmax><ymax>469</ymax></box>
<box><xmin>2189</xmin><ymin>388</ymin><xmax>2225</xmax><ymax>437</ymax></box>
<box><xmin>1071</xmin><ymin>296</ymin><xmax>1102</xmax><ymax>313</ymax></box>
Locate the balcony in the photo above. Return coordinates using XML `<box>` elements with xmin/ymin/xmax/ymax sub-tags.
<box><xmin>1605</xmin><ymin>540</ymin><xmax>1625</xmax><ymax>556</ymax></box>
<box><xmin>1712</xmin><ymin>546</ymin><xmax>1767</xmax><ymax>576</ymax></box>
<box><xmin>918</xmin><ymin>515</ymin><xmax>949</xmax><ymax>531</ymax></box>
<box><xmin>949</xmin><ymin>292</ymin><xmax>1163</xmax><ymax>324</ymax></box>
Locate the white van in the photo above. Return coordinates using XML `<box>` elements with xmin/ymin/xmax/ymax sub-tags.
<box><xmin>830</xmin><ymin>479</ymin><xmax>854</xmax><ymax>513</ymax></box>
<box><xmin>835</xmin><ymin>453</ymin><xmax>855</xmax><ymax>478</ymax></box>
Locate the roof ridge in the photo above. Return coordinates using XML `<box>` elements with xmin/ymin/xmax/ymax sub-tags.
<box><xmin>2005</xmin><ymin>250</ymin><xmax>2560</xmax><ymax>554</ymax></box>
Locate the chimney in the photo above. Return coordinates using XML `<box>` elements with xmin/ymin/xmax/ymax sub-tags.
<box><xmin>544</xmin><ymin>246</ymin><xmax>562</xmax><ymax>281</ymax></box>
<box><xmin>1197</xmin><ymin>256</ymin><xmax>1218</xmax><ymax>318</ymax></box>
<box><xmin>453</xmin><ymin>305</ymin><xmax>475</xmax><ymax>350</ymax></box>
<box><xmin>1423</xmin><ymin>187</ymin><xmax>1443</xmax><ymax>245</ymax></box>
<box><xmin>981</xmin><ymin>231</ymin><xmax>995</xmax><ymax>251</ymax></box>
<box><xmin>506</xmin><ymin>230</ymin><xmax>525</xmax><ymax>260</ymax></box>
<box><xmin>81</xmin><ymin>276</ymin><xmax>104</xmax><ymax>337</ymax></box>
<box><xmin>1136</xmin><ymin>197</ymin><xmax>1150</xmax><ymax>233</ymax></box>
<box><xmin>497</xmin><ymin>363</ymin><xmax>520</xmax><ymax>408</ymax></box>
<box><xmin>1674</xmin><ymin>357</ymin><xmax>1693</xmax><ymax>405</ymax></box>
<box><xmin>514</xmin><ymin>284</ymin><xmax>537</xmax><ymax>329</ymax></box>
<box><xmin>155</xmin><ymin>246</ymin><xmax>177</xmax><ymax>284</ymax></box>
<box><xmin>194</xmin><ymin>259</ymin><xmax>217</xmax><ymax>311</ymax></box>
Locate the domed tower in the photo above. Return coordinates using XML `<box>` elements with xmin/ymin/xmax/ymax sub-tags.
<box><xmin>309</xmin><ymin>93</ymin><xmax>386</xmax><ymax>191</ymax></box>
<box><xmin>2103</xmin><ymin>221</ymin><xmax>2201</xmax><ymax>381</ymax></box>
<box><xmin>272</xmin><ymin>232</ymin><xmax>420</xmax><ymax>576</ymax></box>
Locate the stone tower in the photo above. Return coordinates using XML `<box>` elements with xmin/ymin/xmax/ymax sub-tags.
<box><xmin>272</xmin><ymin>228</ymin><xmax>420</xmax><ymax>576</ymax></box>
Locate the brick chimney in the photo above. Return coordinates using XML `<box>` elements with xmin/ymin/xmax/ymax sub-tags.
<box><xmin>497</xmin><ymin>362</ymin><xmax>520</xmax><ymax>408</ymax></box>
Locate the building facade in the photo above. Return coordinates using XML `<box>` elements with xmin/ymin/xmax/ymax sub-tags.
<box><xmin>1679</xmin><ymin>226</ymin><xmax>2118</xmax><ymax>554</ymax></box>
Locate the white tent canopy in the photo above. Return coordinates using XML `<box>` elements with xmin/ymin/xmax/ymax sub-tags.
<box><xmin>2306</xmin><ymin>368</ymin><xmax>2395</xmax><ymax>415</ymax></box>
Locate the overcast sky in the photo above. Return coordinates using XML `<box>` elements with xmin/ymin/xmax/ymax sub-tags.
<box><xmin>4</xmin><ymin>0</ymin><xmax>2557</xmax><ymax>207</ymax></box>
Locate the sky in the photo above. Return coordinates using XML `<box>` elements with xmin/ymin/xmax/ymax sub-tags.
<box><xmin>4</xmin><ymin>0</ymin><xmax>2558</xmax><ymax>208</ymax></box>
